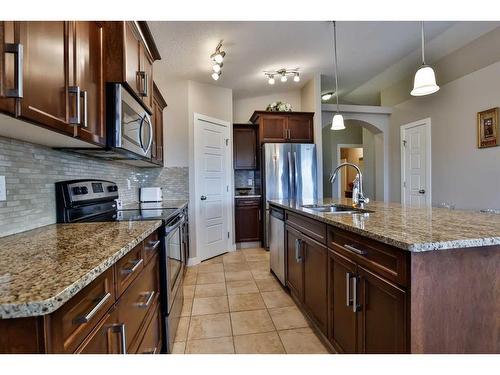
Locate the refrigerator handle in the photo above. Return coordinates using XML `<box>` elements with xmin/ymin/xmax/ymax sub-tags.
<box><xmin>293</xmin><ymin>151</ymin><xmax>299</xmax><ymax>200</ymax></box>
<box><xmin>288</xmin><ymin>151</ymin><xmax>294</xmax><ymax>200</ymax></box>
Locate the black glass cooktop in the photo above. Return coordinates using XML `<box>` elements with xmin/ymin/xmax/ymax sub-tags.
<box><xmin>84</xmin><ymin>208</ymin><xmax>179</xmax><ymax>223</ymax></box>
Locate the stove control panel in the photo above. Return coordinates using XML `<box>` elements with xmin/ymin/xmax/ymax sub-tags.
<box><xmin>58</xmin><ymin>180</ymin><xmax>119</xmax><ymax>204</ymax></box>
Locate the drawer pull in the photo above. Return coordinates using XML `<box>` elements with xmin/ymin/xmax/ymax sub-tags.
<box><xmin>73</xmin><ymin>292</ymin><xmax>111</xmax><ymax>325</ymax></box>
<box><xmin>345</xmin><ymin>272</ymin><xmax>353</xmax><ymax>307</ymax></box>
<box><xmin>352</xmin><ymin>276</ymin><xmax>359</xmax><ymax>313</ymax></box>
<box><xmin>146</xmin><ymin>240</ymin><xmax>160</xmax><ymax>251</ymax></box>
<box><xmin>4</xmin><ymin>43</ymin><xmax>23</xmax><ymax>98</ymax></box>
<box><xmin>111</xmin><ymin>323</ymin><xmax>127</xmax><ymax>354</ymax></box>
<box><xmin>137</xmin><ymin>291</ymin><xmax>155</xmax><ymax>308</ymax></box>
<box><xmin>142</xmin><ymin>347</ymin><xmax>157</xmax><ymax>354</ymax></box>
<box><xmin>122</xmin><ymin>258</ymin><xmax>144</xmax><ymax>274</ymax></box>
<box><xmin>344</xmin><ymin>244</ymin><xmax>367</xmax><ymax>256</ymax></box>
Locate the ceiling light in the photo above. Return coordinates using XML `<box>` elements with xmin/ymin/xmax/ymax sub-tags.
<box><xmin>212</xmin><ymin>51</ymin><xmax>225</xmax><ymax>64</ymax></box>
<box><xmin>280</xmin><ymin>73</ymin><xmax>287</xmax><ymax>82</ymax></box>
<box><xmin>211</xmin><ymin>72</ymin><xmax>220</xmax><ymax>81</ymax></box>
<box><xmin>411</xmin><ymin>21</ymin><xmax>439</xmax><ymax>97</ymax></box>
<box><xmin>321</xmin><ymin>92</ymin><xmax>334</xmax><ymax>101</ymax></box>
<box><xmin>293</xmin><ymin>72</ymin><xmax>300</xmax><ymax>82</ymax></box>
<box><xmin>268</xmin><ymin>75</ymin><xmax>275</xmax><ymax>85</ymax></box>
<box><xmin>331</xmin><ymin>21</ymin><xmax>345</xmax><ymax>131</ymax></box>
<box><xmin>212</xmin><ymin>63</ymin><xmax>222</xmax><ymax>73</ymax></box>
<box><xmin>263</xmin><ymin>68</ymin><xmax>300</xmax><ymax>84</ymax></box>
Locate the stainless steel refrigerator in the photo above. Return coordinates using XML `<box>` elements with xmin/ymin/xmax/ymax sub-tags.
<box><xmin>263</xmin><ymin>143</ymin><xmax>317</xmax><ymax>249</ymax></box>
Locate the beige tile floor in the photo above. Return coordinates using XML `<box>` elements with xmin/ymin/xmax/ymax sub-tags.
<box><xmin>172</xmin><ymin>247</ymin><xmax>330</xmax><ymax>354</ymax></box>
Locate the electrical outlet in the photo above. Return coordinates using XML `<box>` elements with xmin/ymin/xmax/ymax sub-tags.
<box><xmin>0</xmin><ymin>176</ymin><xmax>6</xmax><ymax>201</ymax></box>
<box><xmin>247</xmin><ymin>178</ymin><xmax>253</xmax><ymax>186</ymax></box>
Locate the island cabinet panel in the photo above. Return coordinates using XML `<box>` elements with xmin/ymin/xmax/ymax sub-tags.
<box><xmin>329</xmin><ymin>250</ymin><xmax>358</xmax><ymax>353</ymax></box>
<box><xmin>135</xmin><ymin>303</ymin><xmax>162</xmax><ymax>354</ymax></box>
<box><xmin>302</xmin><ymin>235</ymin><xmax>328</xmax><ymax>335</ymax></box>
<box><xmin>233</xmin><ymin>125</ymin><xmax>258</xmax><ymax>170</ymax></box>
<box><xmin>285</xmin><ymin>225</ymin><xmax>304</xmax><ymax>301</ymax></box>
<box><xmin>356</xmin><ymin>266</ymin><xmax>407</xmax><ymax>353</ymax></box>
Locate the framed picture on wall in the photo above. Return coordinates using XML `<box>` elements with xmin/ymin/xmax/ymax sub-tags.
<box><xmin>477</xmin><ymin>107</ymin><xmax>499</xmax><ymax>148</ymax></box>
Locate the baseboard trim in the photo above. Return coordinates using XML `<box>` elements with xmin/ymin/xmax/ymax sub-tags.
<box><xmin>236</xmin><ymin>241</ymin><xmax>262</xmax><ymax>249</ymax></box>
<box><xmin>187</xmin><ymin>257</ymin><xmax>201</xmax><ymax>266</ymax></box>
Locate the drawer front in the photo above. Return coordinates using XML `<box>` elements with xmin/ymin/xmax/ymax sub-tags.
<box><xmin>75</xmin><ymin>307</ymin><xmax>124</xmax><ymax>354</ymax></box>
<box><xmin>143</xmin><ymin>230</ymin><xmax>160</xmax><ymax>265</ymax></box>
<box><xmin>118</xmin><ymin>254</ymin><xmax>159</xmax><ymax>351</ymax></box>
<box><xmin>116</xmin><ymin>242</ymin><xmax>145</xmax><ymax>296</ymax></box>
<box><xmin>235</xmin><ymin>197</ymin><xmax>261</xmax><ymax>206</ymax></box>
<box><xmin>135</xmin><ymin>304</ymin><xmax>161</xmax><ymax>354</ymax></box>
<box><xmin>286</xmin><ymin>211</ymin><xmax>327</xmax><ymax>244</ymax></box>
<box><xmin>327</xmin><ymin>226</ymin><xmax>408</xmax><ymax>287</ymax></box>
<box><xmin>49</xmin><ymin>267</ymin><xmax>115</xmax><ymax>353</ymax></box>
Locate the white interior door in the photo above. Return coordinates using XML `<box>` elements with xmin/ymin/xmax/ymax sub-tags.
<box><xmin>194</xmin><ymin>114</ymin><xmax>231</xmax><ymax>261</ymax></box>
<box><xmin>401</xmin><ymin>119</ymin><xmax>431</xmax><ymax>207</ymax></box>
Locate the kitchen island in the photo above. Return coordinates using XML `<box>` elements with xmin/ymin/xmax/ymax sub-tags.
<box><xmin>269</xmin><ymin>198</ymin><xmax>500</xmax><ymax>354</ymax></box>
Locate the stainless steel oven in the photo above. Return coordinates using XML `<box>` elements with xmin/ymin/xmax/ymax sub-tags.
<box><xmin>107</xmin><ymin>83</ymin><xmax>153</xmax><ymax>159</ymax></box>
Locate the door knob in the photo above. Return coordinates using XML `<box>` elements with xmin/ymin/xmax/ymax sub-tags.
<box><xmin>418</xmin><ymin>189</ymin><xmax>425</xmax><ymax>194</ymax></box>
<box><xmin>200</xmin><ymin>195</ymin><xmax>207</xmax><ymax>201</ymax></box>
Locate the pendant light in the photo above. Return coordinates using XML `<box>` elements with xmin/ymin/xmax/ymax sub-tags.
<box><xmin>331</xmin><ymin>21</ymin><xmax>345</xmax><ymax>130</ymax></box>
<box><xmin>411</xmin><ymin>21</ymin><xmax>440</xmax><ymax>96</ymax></box>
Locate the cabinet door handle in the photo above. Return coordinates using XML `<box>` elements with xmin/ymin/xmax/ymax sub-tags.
<box><xmin>80</xmin><ymin>90</ymin><xmax>88</xmax><ymax>128</ymax></box>
<box><xmin>137</xmin><ymin>71</ymin><xmax>148</xmax><ymax>97</ymax></box>
<box><xmin>344</xmin><ymin>244</ymin><xmax>368</xmax><ymax>256</ymax></box>
<box><xmin>142</xmin><ymin>347</ymin><xmax>157</xmax><ymax>354</ymax></box>
<box><xmin>258</xmin><ymin>209</ymin><xmax>261</xmax><ymax>221</ymax></box>
<box><xmin>146</xmin><ymin>240</ymin><xmax>160</xmax><ymax>251</ymax></box>
<box><xmin>352</xmin><ymin>276</ymin><xmax>359</xmax><ymax>313</ymax></box>
<box><xmin>68</xmin><ymin>86</ymin><xmax>81</xmax><ymax>125</ymax></box>
<box><xmin>111</xmin><ymin>323</ymin><xmax>127</xmax><ymax>354</ymax></box>
<box><xmin>287</xmin><ymin>129</ymin><xmax>291</xmax><ymax>139</ymax></box>
<box><xmin>136</xmin><ymin>291</ymin><xmax>155</xmax><ymax>308</ymax></box>
<box><xmin>345</xmin><ymin>272</ymin><xmax>353</xmax><ymax>307</ymax></box>
<box><xmin>4</xmin><ymin>43</ymin><xmax>23</xmax><ymax>98</ymax></box>
<box><xmin>295</xmin><ymin>238</ymin><xmax>302</xmax><ymax>263</ymax></box>
<box><xmin>73</xmin><ymin>292</ymin><xmax>111</xmax><ymax>324</ymax></box>
<box><xmin>122</xmin><ymin>258</ymin><xmax>143</xmax><ymax>274</ymax></box>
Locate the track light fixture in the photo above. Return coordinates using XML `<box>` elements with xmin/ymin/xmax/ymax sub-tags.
<box><xmin>210</xmin><ymin>40</ymin><xmax>226</xmax><ymax>80</ymax></box>
<box><xmin>321</xmin><ymin>92</ymin><xmax>334</xmax><ymax>101</ymax></box>
<box><xmin>263</xmin><ymin>68</ymin><xmax>300</xmax><ymax>85</ymax></box>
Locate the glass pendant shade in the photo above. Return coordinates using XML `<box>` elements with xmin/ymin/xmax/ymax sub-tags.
<box><xmin>411</xmin><ymin>65</ymin><xmax>440</xmax><ymax>96</ymax></box>
<box><xmin>331</xmin><ymin>113</ymin><xmax>345</xmax><ymax>130</ymax></box>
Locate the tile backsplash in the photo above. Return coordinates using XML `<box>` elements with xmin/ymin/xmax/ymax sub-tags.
<box><xmin>234</xmin><ymin>170</ymin><xmax>261</xmax><ymax>195</ymax></box>
<box><xmin>0</xmin><ymin>136</ymin><xmax>188</xmax><ymax>237</ymax></box>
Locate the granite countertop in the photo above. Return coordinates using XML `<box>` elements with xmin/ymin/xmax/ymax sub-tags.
<box><xmin>0</xmin><ymin>220</ymin><xmax>162</xmax><ymax>319</ymax></box>
<box><xmin>269</xmin><ymin>198</ymin><xmax>500</xmax><ymax>252</ymax></box>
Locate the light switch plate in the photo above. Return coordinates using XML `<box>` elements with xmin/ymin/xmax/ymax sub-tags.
<box><xmin>0</xmin><ymin>176</ymin><xmax>6</xmax><ymax>201</ymax></box>
<box><xmin>247</xmin><ymin>178</ymin><xmax>253</xmax><ymax>186</ymax></box>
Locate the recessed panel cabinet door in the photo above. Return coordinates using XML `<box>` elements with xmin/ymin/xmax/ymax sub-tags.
<box><xmin>356</xmin><ymin>266</ymin><xmax>408</xmax><ymax>353</ymax></box>
<box><xmin>73</xmin><ymin>21</ymin><xmax>105</xmax><ymax>145</ymax></box>
<box><xmin>233</xmin><ymin>127</ymin><xmax>257</xmax><ymax>169</ymax></box>
<box><xmin>235</xmin><ymin>201</ymin><xmax>261</xmax><ymax>242</ymax></box>
<box><xmin>139</xmin><ymin>44</ymin><xmax>153</xmax><ymax>112</ymax></box>
<box><xmin>287</xmin><ymin>115</ymin><xmax>313</xmax><ymax>143</ymax></box>
<box><xmin>19</xmin><ymin>21</ymin><xmax>74</xmax><ymax>135</ymax></box>
<box><xmin>260</xmin><ymin>115</ymin><xmax>287</xmax><ymax>143</ymax></box>
<box><xmin>124</xmin><ymin>22</ymin><xmax>141</xmax><ymax>98</ymax></box>
<box><xmin>329</xmin><ymin>250</ymin><xmax>357</xmax><ymax>353</ymax></box>
<box><xmin>0</xmin><ymin>21</ymin><xmax>17</xmax><ymax>114</ymax></box>
<box><xmin>285</xmin><ymin>226</ymin><xmax>304</xmax><ymax>301</ymax></box>
<box><xmin>76</xmin><ymin>308</ymin><xmax>122</xmax><ymax>354</ymax></box>
<box><xmin>303</xmin><ymin>236</ymin><xmax>328</xmax><ymax>335</ymax></box>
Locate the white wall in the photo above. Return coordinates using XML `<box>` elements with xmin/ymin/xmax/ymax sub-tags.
<box><xmin>187</xmin><ymin>81</ymin><xmax>233</xmax><ymax>260</ymax></box>
<box><xmin>388</xmin><ymin>60</ymin><xmax>500</xmax><ymax>209</ymax></box>
<box><xmin>362</xmin><ymin>128</ymin><xmax>376</xmax><ymax>200</ymax></box>
<box><xmin>232</xmin><ymin>91</ymin><xmax>301</xmax><ymax>123</ymax></box>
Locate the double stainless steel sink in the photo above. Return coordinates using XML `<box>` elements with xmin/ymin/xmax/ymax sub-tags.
<box><xmin>301</xmin><ymin>204</ymin><xmax>374</xmax><ymax>214</ymax></box>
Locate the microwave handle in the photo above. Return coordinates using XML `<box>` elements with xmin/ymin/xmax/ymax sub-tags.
<box><xmin>145</xmin><ymin>114</ymin><xmax>153</xmax><ymax>155</ymax></box>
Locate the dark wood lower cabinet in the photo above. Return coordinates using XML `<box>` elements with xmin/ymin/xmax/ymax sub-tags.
<box><xmin>235</xmin><ymin>198</ymin><xmax>261</xmax><ymax>242</ymax></box>
<box><xmin>357</xmin><ymin>266</ymin><xmax>407</xmax><ymax>353</ymax></box>
<box><xmin>329</xmin><ymin>250</ymin><xmax>358</xmax><ymax>353</ymax></box>
<box><xmin>76</xmin><ymin>308</ymin><xmax>122</xmax><ymax>354</ymax></box>
<box><xmin>302</xmin><ymin>235</ymin><xmax>328</xmax><ymax>335</ymax></box>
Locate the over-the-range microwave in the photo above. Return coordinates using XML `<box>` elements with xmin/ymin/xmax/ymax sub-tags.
<box><xmin>59</xmin><ymin>83</ymin><xmax>155</xmax><ymax>167</ymax></box>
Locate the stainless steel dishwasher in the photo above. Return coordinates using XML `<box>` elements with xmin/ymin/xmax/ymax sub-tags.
<box><xmin>269</xmin><ymin>206</ymin><xmax>285</xmax><ymax>285</ymax></box>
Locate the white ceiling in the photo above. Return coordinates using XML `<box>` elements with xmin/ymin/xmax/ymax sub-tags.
<box><xmin>149</xmin><ymin>21</ymin><xmax>500</xmax><ymax>104</ymax></box>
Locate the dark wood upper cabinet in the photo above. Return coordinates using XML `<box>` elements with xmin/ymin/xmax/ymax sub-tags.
<box><xmin>72</xmin><ymin>21</ymin><xmax>105</xmax><ymax>145</ymax></box>
<box><xmin>0</xmin><ymin>21</ymin><xmax>17</xmax><ymax>115</ymax></box>
<box><xmin>151</xmin><ymin>82</ymin><xmax>167</xmax><ymax>166</ymax></box>
<box><xmin>250</xmin><ymin>111</ymin><xmax>314</xmax><ymax>144</ymax></box>
<box><xmin>285</xmin><ymin>225</ymin><xmax>304</xmax><ymax>301</ymax></box>
<box><xmin>235</xmin><ymin>198</ymin><xmax>261</xmax><ymax>242</ymax></box>
<box><xmin>105</xmin><ymin>22</ymin><xmax>160</xmax><ymax>114</ymax></box>
<box><xmin>19</xmin><ymin>21</ymin><xmax>74</xmax><ymax>135</ymax></box>
<box><xmin>356</xmin><ymin>266</ymin><xmax>407</xmax><ymax>353</ymax></box>
<box><xmin>329</xmin><ymin>249</ymin><xmax>358</xmax><ymax>354</ymax></box>
<box><xmin>302</xmin><ymin>235</ymin><xmax>328</xmax><ymax>335</ymax></box>
<box><xmin>233</xmin><ymin>125</ymin><xmax>258</xmax><ymax>170</ymax></box>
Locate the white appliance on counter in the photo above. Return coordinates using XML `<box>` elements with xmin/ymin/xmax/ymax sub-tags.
<box><xmin>140</xmin><ymin>187</ymin><xmax>163</xmax><ymax>202</ymax></box>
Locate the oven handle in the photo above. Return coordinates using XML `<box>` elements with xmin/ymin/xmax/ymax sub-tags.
<box><xmin>165</xmin><ymin>215</ymin><xmax>184</xmax><ymax>235</ymax></box>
